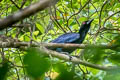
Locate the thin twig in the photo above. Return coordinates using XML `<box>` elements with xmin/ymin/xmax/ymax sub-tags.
<box><xmin>0</xmin><ymin>42</ymin><xmax>118</xmax><ymax>49</ymax></box>
<box><xmin>103</xmin><ymin>11</ymin><xmax>120</xmax><ymax>27</ymax></box>
<box><xmin>99</xmin><ymin>0</ymin><xmax>108</xmax><ymax>28</ymax></box>
<box><xmin>0</xmin><ymin>0</ymin><xmax>58</xmax><ymax>30</ymax></box>
<box><xmin>36</xmin><ymin>47</ymin><xmax>118</xmax><ymax>70</ymax></box>
<box><xmin>10</xmin><ymin>0</ymin><xmax>20</xmax><ymax>9</ymax></box>
<box><xmin>67</xmin><ymin>0</ymin><xmax>91</xmax><ymax>28</ymax></box>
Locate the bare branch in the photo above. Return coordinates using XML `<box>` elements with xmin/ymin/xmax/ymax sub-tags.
<box><xmin>103</xmin><ymin>11</ymin><xmax>120</xmax><ymax>27</ymax></box>
<box><xmin>0</xmin><ymin>42</ymin><xmax>118</xmax><ymax>49</ymax></box>
<box><xmin>10</xmin><ymin>0</ymin><xmax>20</xmax><ymax>9</ymax></box>
<box><xmin>99</xmin><ymin>0</ymin><xmax>108</xmax><ymax>28</ymax></box>
<box><xmin>0</xmin><ymin>0</ymin><xmax>58</xmax><ymax>30</ymax></box>
<box><xmin>67</xmin><ymin>0</ymin><xmax>91</xmax><ymax>28</ymax></box>
<box><xmin>35</xmin><ymin>47</ymin><xmax>118</xmax><ymax>70</ymax></box>
<box><xmin>0</xmin><ymin>41</ymin><xmax>118</xmax><ymax>70</ymax></box>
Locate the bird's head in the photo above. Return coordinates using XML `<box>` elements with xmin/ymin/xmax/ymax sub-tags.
<box><xmin>79</xmin><ymin>19</ymin><xmax>94</xmax><ymax>34</ymax></box>
<box><xmin>81</xmin><ymin>19</ymin><xmax>94</xmax><ymax>27</ymax></box>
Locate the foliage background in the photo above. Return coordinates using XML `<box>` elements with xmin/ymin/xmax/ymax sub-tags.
<box><xmin>0</xmin><ymin>0</ymin><xmax>120</xmax><ymax>80</ymax></box>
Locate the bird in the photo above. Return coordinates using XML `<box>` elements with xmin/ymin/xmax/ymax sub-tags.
<box><xmin>49</xmin><ymin>19</ymin><xmax>94</xmax><ymax>54</ymax></box>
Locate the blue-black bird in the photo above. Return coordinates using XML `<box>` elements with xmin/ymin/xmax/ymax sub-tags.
<box><xmin>50</xmin><ymin>19</ymin><xmax>94</xmax><ymax>54</ymax></box>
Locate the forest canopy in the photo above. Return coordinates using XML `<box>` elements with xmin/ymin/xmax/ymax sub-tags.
<box><xmin>0</xmin><ymin>0</ymin><xmax>120</xmax><ymax>80</ymax></box>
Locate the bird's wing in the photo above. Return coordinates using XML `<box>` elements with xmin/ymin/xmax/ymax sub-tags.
<box><xmin>51</xmin><ymin>33</ymin><xmax>80</xmax><ymax>43</ymax></box>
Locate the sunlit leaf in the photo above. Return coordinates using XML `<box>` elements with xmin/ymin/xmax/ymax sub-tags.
<box><xmin>36</xmin><ymin>23</ymin><xmax>44</xmax><ymax>34</ymax></box>
<box><xmin>33</xmin><ymin>31</ymin><xmax>39</xmax><ymax>36</ymax></box>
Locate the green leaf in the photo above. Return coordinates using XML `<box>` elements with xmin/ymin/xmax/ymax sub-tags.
<box><xmin>108</xmin><ymin>53</ymin><xmax>120</xmax><ymax>65</ymax></box>
<box><xmin>104</xmin><ymin>69</ymin><xmax>120</xmax><ymax>80</ymax></box>
<box><xmin>11</xmin><ymin>6</ymin><xmax>18</xmax><ymax>12</ymax></box>
<box><xmin>78</xmin><ymin>17</ymin><xmax>87</xmax><ymax>23</ymax></box>
<box><xmin>84</xmin><ymin>47</ymin><xmax>105</xmax><ymax>64</ymax></box>
<box><xmin>33</xmin><ymin>31</ymin><xmax>39</xmax><ymax>36</ymax></box>
<box><xmin>53</xmin><ymin>63</ymin><xmax>67</xmax><ymax>73</ymax></box>
<box><xmin>55</xmin><ymin>71</ymin><xmax>75</xmax><ymax>80</ymax></box>
<box><xmin>36</xmin><ymin>23</ymin><xmax>44</xmax><ymax>34</ymax></box>
<box><xmin>110</xmin><ymin>34</ymin><xmax>120</xmax><ymax>52</ymax></box>
<box><xmin>53</xmin><ymin>63</ymin><xmax>81</xmax><ymax>80</ymax></box>
<box><xmin>0</xmin><ymin>61</ymin><xmax>10</xmax><ymax>80</ymax></box>
<box><xmin>19</xmin><ymin>34</ymin><xmax>30</xmax><ymax>41</ymax></box>
<box><xmin>23</xmin><ymin>48</ymin><xmax>51</xmax><ymax>79</ymax></box>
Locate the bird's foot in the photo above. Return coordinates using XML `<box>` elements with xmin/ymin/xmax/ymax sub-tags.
<box><xmin>71</xmin><ymin>55</ymin><xmax>80</xmax><ymax>58</ymax></box>
<box><xmin>60</xmin><ymin>52</ymin><xmax>72</xmax><ymax>61</ymax></box>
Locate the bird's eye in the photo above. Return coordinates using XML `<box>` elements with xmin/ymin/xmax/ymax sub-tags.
<box><xmin>82</xmin><ymin>22</ymin><xmax>86</xmax><ymax>24</ymax></box>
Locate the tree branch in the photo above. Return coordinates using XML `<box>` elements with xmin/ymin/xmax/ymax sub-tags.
<box><xmin>0</xmin><ymin>0</ymin><xmax>58</xmax><ymax>30</ymax></box>
<box><xmin>99</xmin><ymin>0</ymin><xmax>108</xmax><ymax>28</ymax></box>
<box><xmin>10</xmin><ymin>0</ymin><xmax>20</xmax><ymax>9</ymax></box>
<box><xmin>0</xmin><ymin>42</ymin><xmax>118</xmax><ymax>49</ymax></box>
<box><xmin>35</xmin><ymin>46</ymin><xmax>118</xmax><ymax>70</ymax></box>
<box><xmin>67</xmin><ymin>0</ymin><xmax>91</xmax><ymax>28</ymax></box>
<box><xmin>103</xmin><ymin>10</ymin><xmax>120</xmax><ymax>27</ymax></box>
<box><xmin>0</xmin><ymin>41</ymin><xmax>118</xmax><ymax>70</ymax></box>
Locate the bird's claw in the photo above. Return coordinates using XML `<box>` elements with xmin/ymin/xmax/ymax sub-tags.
<box><xmin>60</xmin><ymin>52</ymin><xmax>72</xmax><ymax>61</ymax></box>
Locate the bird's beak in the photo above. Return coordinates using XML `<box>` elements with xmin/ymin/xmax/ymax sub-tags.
<box><xmin>87</xmin><ymin>19</ymin><xmax>94</xmax><ymax>25</ymax></box>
